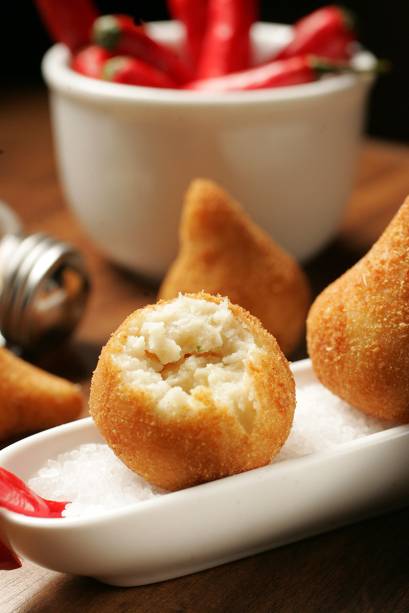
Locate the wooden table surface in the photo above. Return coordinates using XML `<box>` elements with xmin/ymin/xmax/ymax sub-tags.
<box><xmin>1</xmin><ymin>88</ymin><xmax>409</xmax><ymax>613</ymax></box>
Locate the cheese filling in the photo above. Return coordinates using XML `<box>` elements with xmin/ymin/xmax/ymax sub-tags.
<box><xmin>112</xmin><ymin>296</ymin><xmax>263</xmax><ymax>430</ymax></box>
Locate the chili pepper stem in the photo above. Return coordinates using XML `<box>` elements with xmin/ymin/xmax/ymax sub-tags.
<box><xmin>311</xmin><ymin>57</ymin><xmax>390</xmax><ymax>76</ymax></box>
<box><xmin>93</xmin><ymin>14</ymin><xmax>191</xmax><ymax>83</ymax></box>
<box><xmin>93</xmin><ymin>15</ymin><xmax>121</xmax><ymax>50</ymax></box>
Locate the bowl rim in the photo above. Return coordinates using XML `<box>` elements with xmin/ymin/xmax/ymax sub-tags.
<box><xmin>42</xmin><ymin>21</ymin><xmax>376</xmax><ymax>108</ymax></box>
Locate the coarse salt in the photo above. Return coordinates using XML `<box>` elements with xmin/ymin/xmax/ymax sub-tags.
<box><xmin>28</xmin><ymin>381</ymin><xmax>390</xmax><ymax>518</ymax></box>
<box><xmin>28</xmin><ymin>443</ymin><xmax>164</xmax><ymax>518</ymax></box>
<box><xmin>275</xmin><ymin>381</ymin><xmax>389</xmax><ymax>461</ymax></box>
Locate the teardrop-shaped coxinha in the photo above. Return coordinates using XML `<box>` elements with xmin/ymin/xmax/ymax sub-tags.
<box><xmin>0</xmin><ymin>347</ymin><xmax>83</xmax><ymax>440</ymax></box>
<box><xmin>307</xmin><ymin>195</ymin><xmax>409</xmax><ymax>423</ymax></box>
<box><xmin>159</xmin><ymin>180</ymin><xmax>310</xmax><ymax>356</ymax></box>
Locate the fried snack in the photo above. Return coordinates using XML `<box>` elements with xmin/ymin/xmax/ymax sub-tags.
<box><xmin>307</xmin><ymin>195</ymin><xmax>409</xmax><ymax>423</ymax></box>
<box><xmin>90</xmin><ymin>292</ymin><xmax>295</xmax><ymax>490</ymax></box>
<box><xmin>0</xmin><ymin>347</ymin><xmax>83</xmax><ymax>440</ymax></box>
<box><xmin>159</xmin><ymin>180</ymin><xmax>310</xmax><ymax>356</ymax></box>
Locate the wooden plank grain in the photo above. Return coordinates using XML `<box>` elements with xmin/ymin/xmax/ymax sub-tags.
<box><xmin>341</xmin><ymin>146</ymin><xmax>409</xmax><ymax>249</ymax></box>
<box><xmin>1</xmin><ymin>87</ymin><xmax>409</xmax><ymax>612</ymax></box>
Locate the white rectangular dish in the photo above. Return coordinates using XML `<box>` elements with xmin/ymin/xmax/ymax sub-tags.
<box><xmin>1</xmin><ymin>359</ymin><xmax>408</xmax><ymax>587</ymax></box>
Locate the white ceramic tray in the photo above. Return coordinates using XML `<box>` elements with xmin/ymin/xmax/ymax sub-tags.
<box><xmin>1</xmin><ymin>359</ymin><xmax>409</xmax><ymax>586</ymax></box>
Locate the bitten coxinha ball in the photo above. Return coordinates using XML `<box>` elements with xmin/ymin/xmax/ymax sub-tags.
<box><xmin>90</xmin><ymin>293</ymin><xmax>295</xmax><ymax>491</ymax></box>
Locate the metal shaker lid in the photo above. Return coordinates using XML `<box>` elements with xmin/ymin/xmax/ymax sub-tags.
<box><xmin>0</xmin><ymin>233</ymin><xmax>90</xmax><ymax>352</ymax></box>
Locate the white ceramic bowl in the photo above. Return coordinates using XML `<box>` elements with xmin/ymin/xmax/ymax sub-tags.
<box><xmin>1</xmin><ymin>360</ymin><xmax>408</xmax><ymax>586</ymax></box>
<box><xmin>42</xmin><ymin>22</ymin><xmax>375</xmax><ymax>278</ymax></box>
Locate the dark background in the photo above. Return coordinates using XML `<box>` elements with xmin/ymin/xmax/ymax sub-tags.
<box><xmin>1</xmin><ymin>1</ymin><xmax>408</xmax><ymax>142</ymax></box>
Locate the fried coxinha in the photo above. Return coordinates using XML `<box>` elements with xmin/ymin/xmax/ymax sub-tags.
<box><xmin>159</xmin><ymin>180</ymin><xmax>311</xmax><ymax>356</ymax></box>
<box><xmin>90</xmin><ymin>293</ymin><xmax>295</xmax><ymax>491</ymax></box>
<box><xmin>0</xmin><ymin>347</ymin><xmax>83</xmax><ymax>440</ymax></box>
<box><xmin>307</xmin><ymin>195</ymin><xmax>409</xmax><ymax>423</ymax></box>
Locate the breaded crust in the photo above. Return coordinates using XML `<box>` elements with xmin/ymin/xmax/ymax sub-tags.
<box><xmin>0</xmin><ymin>347</ymin><xmax>83</xmax><ymax>440</ymax></box>
<box><xmin>89</xmin><ymin>292</ymin><xmax>295</xmax><ymax>491</ymax></box>
<box><xmin>159</xmin><ymin>180</ymin><xmax>310</xmax><ymax>356</ymax></box>
<box><xmin>307</xmin><ymin>196</ymin><xmax>409</xmax><ymax>422</ymax></box>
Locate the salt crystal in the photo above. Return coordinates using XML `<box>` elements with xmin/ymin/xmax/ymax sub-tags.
<box><xmin>28</xmin><ymin>381</ymin><xmax>390</xmax><ymax>518</ymax></box>
<box><xmin>28</xmin><ymin>443</ymin><xmax>164</xmax><ymax>518</ymax></box>
<box><xmin>275</xmin><ymin>382</ymin><xmax>389</xmax><ymax>461</ymax></box>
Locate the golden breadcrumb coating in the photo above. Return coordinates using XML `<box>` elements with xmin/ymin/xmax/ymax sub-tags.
<box><xmin>0</xmin><ymin>347</ymin><xmax>83</xmax><ymax>440</ymax></box>
<box><xmin>159</xmin><ymin>179</ymin><xmax>310</xmax><ymax>356</ymax></box>
<box><xmin>307</xmin><ymin>195</ymin><xmax>409</xmax><ymax>423</ymax></box>
<box><xmin>90</xmin><ymin>292</ymin><xmax>295</xmax><ymax>491</ymax></box>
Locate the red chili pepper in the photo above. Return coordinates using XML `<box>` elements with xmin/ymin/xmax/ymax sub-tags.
<box><xmin>186</xmin><ymin>55</ymin><xmax>355</xmax><ymax>92</ymax></box>
<box><xmin>312</xmin><ymin>30</ymin><xmax>355</xmax><ymax>61</ymax></box>
<box><xmin>0</xmin><ymin>539</ymin><xmax>21</xmax><ymax>571</ymax></box>
<box><xmin>275</xmin><ymin>5</ymin><xmax>356</xmax><ymax>62</ymax></box>
<box><xmin>71</xmin><ymin>45</ymin><xmax>114</xmax><ymax>79</ymax></box>
<box><xmin>0</xmin><ymin>467</ymin><xmax>68</xmax><ymax>571</ymax></box>
<box><xmin>0</xmin><ymin>467</ymin><xmax>67</xmax><ymax>518</ymax></box>
<box><xmin>93</xmin><ymin>15</ymin><xmax>192</xmax><ymax>85</ymax></box>
<box><xmin>196</xmin><ymin>0</ymin><xmax>258</xmax><ymax>79</ymax></box>
<box><xmin>103</xmin><ymin>57</ymin><xmax>178</xmax><ymax>89</ymax></box>
<box><xmin>34</xmin><ymin>0</ymin><xmax>99</xmax><ymax>52</ymax></box>
<box><xmin>167</xmin><ymin>0</ymin><xmax>208</xmax><ymax>68</ymax></box>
